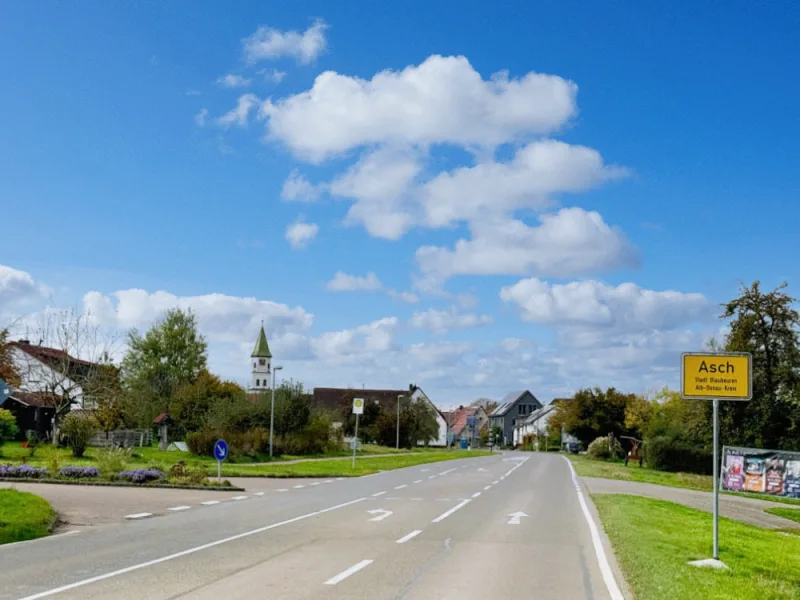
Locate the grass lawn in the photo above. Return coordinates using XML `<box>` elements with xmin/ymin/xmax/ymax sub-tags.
<box><xmin>594</xmin><ymin>494</ymin><xmax>800</xmax><ymax>600</ymax></box>
<box><xmin>0</xmin><ymin>489</ymin><xmax>57</xmax><ymax>545</ymax></box>
<box><xmin>568</xmin><ymin>454</ymin><xmax>800</xmax><ymax>507</ymax></box>
<box><xmin>766</xmin><ymin>507</ymin><xmax>800</xmax><ymax>525</ymax></box>
<box><xmin>221</xmin><ymin>450</ymin><xmax>492</xmax><ymax>477</ymax></box>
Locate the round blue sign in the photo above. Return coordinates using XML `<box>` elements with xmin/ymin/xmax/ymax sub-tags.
<box><xmin>213</xmin><ymin>439</ymin><xmax>229</xmax><ymax>461</ymax></box>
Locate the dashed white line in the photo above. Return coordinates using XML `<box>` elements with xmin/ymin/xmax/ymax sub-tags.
<box><xmin>396</xmin><ymin>530</ymin><xmax>423</xmax><ymax>544</ymax></box>
<box><xmin>411</xmin><ymin>497</ymin><xmax>423</xmax><ymax>501</ymax></box>
<box><xmin>432</xmin><ymin>499</ymin><xmax>471</xmax><ymax>523</ymax></box>
<box><xmin>471</xmin><ymin>492</ymin><xmax>481</xmax><ymax>498</ymax></box>
<box><xmin>324</xmin><ymin>479</ymin><xmax>334</xmax><ymax>483</ymax></box>
<box><xmin>124</xmin><ymin>513</ymin><xmax>153</xmax><ymax>520</ymax></box>
<box><xmin>414</xmin><ymin>479</ymin><xmax>423</xmax><ymax>483</ymax></box>
<box><xmin>277</xmin><ymin>488</ymin><xmax>289</xmax><ymax>492</ymax></box>
<box><xmin>324</xmin><ymin>559</ymin><xmax>374</xmax><ymax>585</ymax></box>
<box><xmin>167</xmin><ymin>506</ymin><xmax>191</xmax><ymax>512</ymax></box>
<box><xmin>254</xmin><ymin>492</ymin><xmax>265</xmax><ymax>496</ymax></box>
<box><xmin>394</xmin><ymin>484</ymin><xmax>407</xmax><ymax>490</ymax></box>
<box><xmin>19</xmin><ymin>498</ymin><xmax>368</xmax><ymax>600</ymax></box>
<box><xmin>336</xmin><ymin>477</ymin><xmax>345</xmax><ymax>481</ymax></box>
<box><xmin>372</xmin><ymin>491</ymin><xmax>387</xmax><ymax>497</ymax></box>
<box><xmin>201</xmin><ymin>500</ymin><xmax>220</xmax><ymax>506</ymax></box>
<box><xmin>311</xmin><ymin>482</ymin><xmax>321</xmax><ymax>486</ymax></box>
<box><xmin>483</xmin><ymin>485</ymin><xmax>492</xmax><ymax>491</ymax></box>
<box><xmin>231</xmin><ymin>496</ymin><xmax>248</xmax><ymax>501</ymax></box>
<box><xmin>428</xmin><ymin>475</ymin><xmax>436</xmax><ymax>479</ymax></box>
<box><xmin>293</xmin><ymin>485</ymin><xmax>305</xmax><ymax>489</ymax></box>
<box><xmin>439</xmin><ymin>468</ymin><xmax>456</xmax><ymax>475</ymax></box>
<box><xmin>492</xmin><ymin>480</ymin><xmax>499</xmax><ymax>485</ymax></box>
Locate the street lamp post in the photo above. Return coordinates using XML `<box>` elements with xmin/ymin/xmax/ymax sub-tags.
<box><xmin>396</xmin><ymin>395</ymin><xmax>404</xmax><ymax>450</ymax></box>
<box><xmin>269</xmin><ymin>365</ymin><xmax>283</xmax><ymax>458</ymax></box>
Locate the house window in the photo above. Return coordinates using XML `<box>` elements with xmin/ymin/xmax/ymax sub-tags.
<box><xmin>253</xmin><ymin>362</ymin><xmax>256</xmax><ymax>369</ymax></box>
<box><xmin>259</xmin><ymin>358</ymin><xmax>266</xmax><ymax>366</ymax></box>
<box><xmin>256</xmin><ymin>379</ymin><xmax>260</xmax><ymax>386</ymax></box>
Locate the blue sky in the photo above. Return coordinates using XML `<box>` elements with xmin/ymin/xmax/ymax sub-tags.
<box><xmin>2</xmin><ymin>1</ymin><xmax>799</xmax><ymax>406</ymax></box>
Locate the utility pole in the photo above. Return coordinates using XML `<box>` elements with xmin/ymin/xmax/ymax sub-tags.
<box><xmin>269</xmin><ymin>365</ymin><xmax>283</xmax><ymax>458</ymax></box>
<box><xmin>396</xmin><ymin>394</ymin><xmax>404</xmax><ymax>450</ymax></box>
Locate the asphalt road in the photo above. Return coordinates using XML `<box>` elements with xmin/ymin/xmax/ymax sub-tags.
<box><xmin>1</xmin><ymin>453</ymin><xmax>625</xmax><ymax>600</ymax></box>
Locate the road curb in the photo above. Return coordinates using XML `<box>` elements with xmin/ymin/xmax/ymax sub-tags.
<box><xmin>0</xmin><ymin>478</ymin><xmax>245</xmax><ymax>492</ymax></box>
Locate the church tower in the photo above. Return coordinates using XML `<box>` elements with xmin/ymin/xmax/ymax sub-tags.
<box><xmin>250</xmin><ymin>322</ymin><xmax>272</xmax><ymax>392</ymax></box>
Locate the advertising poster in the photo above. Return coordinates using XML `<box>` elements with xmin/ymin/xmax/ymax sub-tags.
<box><xmin>765</xmin><ymin>457</ymin><xmax>786</xmax><ymax>495</ymax></box>
<box><xmin>744</xmin><ymin>457</ymin><xmax>766</xmax><ymax>492</ymax></box>
<box><xmin>785</xmin><ymin>461</ymin><xmax>800</xmax><ymax>498</ymax></box>
<box><xmin>723</xmin><ymin>446</ymin><xmax>800</xmax><ymax>498</ymax></box>
<box><xmin>722</xmin><ymin>454</ymin><xmax>744</xmax><ymax>492</ymax></box>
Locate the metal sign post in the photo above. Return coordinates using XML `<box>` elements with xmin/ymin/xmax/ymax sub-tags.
<box><xmin>681</xmin><ymin>352</ymin><xmax>752</xmax><ymax>568</ymax></box>
<box><xmin>352</xmin><ymin>398</ymin><xmax>364</xmax><ymax>468</ymax></box>
<box><xmin>214</xmin><ymin>439</ymin><xmax>228</xmax><ymax>483</ymax></box>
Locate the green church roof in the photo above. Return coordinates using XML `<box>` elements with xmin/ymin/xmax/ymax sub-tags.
<box><xmin>252</xmin><ymin>325</ymin><xmax>272</xmax><ymax>358</ymax></box>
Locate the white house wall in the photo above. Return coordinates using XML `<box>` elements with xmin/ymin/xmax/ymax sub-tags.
<box><xmin>10</xmin><ymin>347</ymin><xmax>85</xmax><ymax>406</ymax></box>
<box><xmin>411</xmin><ymin>388</ymin><xmax>447</xmax><ymax>447</ymax></box>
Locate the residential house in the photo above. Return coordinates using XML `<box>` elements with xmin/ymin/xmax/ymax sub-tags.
<box><xmin>488</xmin><ymin>390</ymin><xmax>543</xmax><ymax>446</ymax></box>
<box><xmin>444</xmin><ymin>405</ymin><xmax>488</xmax><ymax>446</ymax></box>
<box><xmin>310</xmin><ymin>385</ymin><xmax>448</xmax><ymax>447</ymax></box>
<box><xmin>513</xmin><ymin>402</ymin><xmax>558</xmax><ymax>447</ymax></box>
<box><xmin>3</xmin><ymin>340</ymin><xmax>104</xmax><ymax>439</ymax></box>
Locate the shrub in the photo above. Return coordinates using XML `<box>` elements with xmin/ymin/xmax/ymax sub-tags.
<box><xmin>587</xmin><ymin>436</ymin><xmax>624</xmax><ymax>460</ymax></box>
<box><xmin>186</xmin><ymin>428</ymin><xmax>269</xmax><ymax>459</ymax></box>
<box><xmin>644</xmin><ymin>434</ymin><xmax>712</xmax><ymax>474</ymax></box>
<box><xmin>0</xmin><ymin>409</ymin><xmax>19</xmax><ymax>445</ymax></box>
<box><xmin>185</xmin><ymin>429</ymin><xmax>221</xmax><ymax>456</ymax></box>
<box><xmin>168</xmin><ymin>461</ymin><xmax>208</xmax><ymax>485</ymax></box>
<box><xmin>0</xmin><ymin>464</ymin><xmax>48</xmax><ymax>478</ymax></box>
<box><xmin>118</xmin><ymin>468</ymin><xmax>164</xmax><ymax>483</ymax></box>
<box><xmin>43</xmin><ymin>446</ymin><xmax>64</xmax><ymax>475</ymax></box>
<box><xmin>59</xmin><ymin>466</ymin><xmax>100</xmax><ymax>479</ymax></box>
<box><xmin>95</xmin><ymin>447</ymin><xmax>133</xmax><ymax>475</ymax></box>
<box><xmin>60</xmin><ymin>412</ymin><xmax>97</xmax><ymax>457</ymax></box>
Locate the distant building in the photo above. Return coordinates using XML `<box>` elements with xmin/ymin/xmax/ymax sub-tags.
<box><xmin>488</xmin><ymin>390</ymin><xmax>543</xmax><ymax>446</ymax></box>
<box><xmin>444</xmin><ymin>405</ymin><xmax>488</xmax><ymax>446</ymax></box>
<box><xmin>249</xmin><ymin>323</ymin><xmax>272</xmax><ymax>393</ymax></box>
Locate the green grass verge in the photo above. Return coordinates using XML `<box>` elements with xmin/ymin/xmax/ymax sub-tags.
<box><xmin>569</xmin><ymin>454</ymin><xmax>800</xmax><ymax>507</ymax></box>
<box><xmin>594</xmin><ymin>494</ymin><xmax>800</xmax><ymax>600</ymax></box>
<box><xmin>766</xmin><ymin>507</ymin><xmax>800</xmax><ymax>525</ymax></box>
<box><xmin>0</xmin><ymin>489</ymin><xmax>57</xmax><ymax>545</ymax></box>
<box><xmin>220</xmin><ymin>450</ymin><xmax>492</xmax><ymax>477</ymax></box>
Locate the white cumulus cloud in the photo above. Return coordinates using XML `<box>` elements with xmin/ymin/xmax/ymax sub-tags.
<box><xmin>325</xmin><ymin>272</ymin><xmax>383</xmax><ymax>292</ymax></box>
<box><xmin>217</xmin><ymin>74</ymin><xmax>252</xmax><ymax>88</ymax></box>
<box><xmin>285</xmin><ymin>220</ymin><xmax>319</xmax><ymax>249</ymax></box>
<box><xmin>217</xmin><ymin>93</ymin><xmax>260</xmax><ymax>128</ymax></box>
<box><xmin>242</xmin><ymin>19</ymin><xmax>328</xmax><ymax>65</ymax></box>
<box><xmin>281</xmin><ymin>170</ymin><xmax>323</xmax><ymax>202</ymax></box>
<box><xmin>409</xmin><ymin>306</ymin><xmax>493</xmax><ymax>335</ymax></box>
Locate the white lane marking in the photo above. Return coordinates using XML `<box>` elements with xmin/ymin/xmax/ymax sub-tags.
<box><xmin>324</xmin><ymin>479</ymin><xmax>334</xmax><ymax>483</ymax></box>
<box><xmin>19</xmin><ymin>498</ymin><xmax>368</xmax><ymax>600</ymax></box>
<box><xmin>420</xmin><ymin>468</ymin><xmax>430</xmax><ymax>472</ymax></box>
<box><xmin>201</xmin><ymin>500</ymin><xmax>220</xmax><ymax>506</ymax></box>
<box><xmin>478</xmin><ymin>468</ymin><xmax>488</xmax><ymax>472</ymax></box>
<box><xmin>507</xmin><ymin>511</ymin><xmax>528</xmax><ymax>525</ymax></box>
<box><xmin>372</xmin><ymin>491</ymin><xmax>387</xmax><ymax>497</ymax></box>
<box><xmin>411</xmin><ymin>497</ymin><xmax>423</xmax><ymax>501</ymax></box>
<box><xmin>277</xmin><ymin>488</ymin><xmax>289</xmax><ymax>492</ymax></box>
<box><xmin>562</xmin><ymin>456</ymin><xmax>624</xmax><ymax>600</ymax></box>
<box><xmin>293</xmin><ymin>485</ymin><xmax>305</xmax><ymax>489</ymax></box>
<box><xmin>367</xmin><ymin>509</ymin><xmax>393</xmax><ymax>522</ymax></box>
<box><xmin>231</xmin><ymin>496</ymin><xmax>248</xmax><ymax>501</ymax></box>
<box><xmin>394</xmin><ymin>484</ymin><xmax>407</xmax><ymax>490</ymax></box>
<box><xmin>414</xmin><ymin>479</ymin><xmax>423</xmax><ymax>483</ymax></box>
<box><xmin>483</xmin><ymin>485</ymin><xmax>492</xmax><ymax>490</ymax></box>
<box><xmin>503</xmin><ymin>457</ymin><xmax>529</xmax><ymax>478</ymax></box>
<box><xmin>336</xmin><ymin>477</ymin><xmax>345</xmax><ymax>481</ymax></box>
<box><xmin>500</xmin><ymin>476</ymin><xmax>505</xmax><ymax>480</ymax></box>
<box><xmin>492</xmin><ymin>480</ymin><xmax>499</xmax><ymax>485</ymax></box>
<box><xmin>311</xmin><ymin>482</ymin><xmax>321</xmax><ymax>486</ymax></box>
<box><xmin>428</xmin><ymin>475</ymin><xmax>436</xmax><ymax>479</ymax></box>
<box><xmin>124</xmin><ymin>513</ymin><xmax>153</xmax><ymax>520</ymax></box>
<box><xmin>432</xmin><ymin>499</ymin><xmax>471</xmax><ymax>523</ymax></box>
<box><xmin>254</xmin><ymin>492</ymin><xmax>265</xmax><ymax>496</ymax></box>
<box><xmin>439</xmin><ymin>468</ymin><xmax>456</xmax><ymax>475</ymax></box>
<box><xmin>396</xmin><ymin>530</ymin><xmax>423</xmax><ymax>544</ymax></box>
<box><xmin>471</xmin><ymin>492</ymin><xmax>481</xmax><ymax>498</ymax></box>
<box><xmin>324</xmin><ymin>559</ymin><xmax>373</xmax><ymax>585</ymax></box>
<box><xmin>167</xmin><ymin>506</ymin><xmax>191</xmax><ymax>512</ymax></box>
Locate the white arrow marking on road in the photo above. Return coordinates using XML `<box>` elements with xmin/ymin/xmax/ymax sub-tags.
<box><xmin>367</xmin><ymin>509</ymin><xmax>393</xmax><ymax>522</ymax></box>
<box><xmin>507</xmin><ymin>511</ymin><xmax>528</xmax><ymax>525</ymax></box>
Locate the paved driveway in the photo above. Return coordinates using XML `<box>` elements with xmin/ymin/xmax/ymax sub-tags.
<box><xmin>584</xmin><ymin>476</ymin><xmax>800</xmax><ymax>529</ymax></box>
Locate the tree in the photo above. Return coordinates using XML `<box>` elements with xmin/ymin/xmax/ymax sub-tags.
<box><xmin>0</xmin><ymin>327</ymin><xmax>20</xmax><ymax>387</ymax></box>
<box><xmin>272</xmin><ymin>380</ymin><xmax>311</xmax><ymax>437</ymax></box>
<box><xmin>403</xmin><ymin>399</ymin><xmax>439</xmax><ymax>447</ymax></box>
<box><xmin>469</xmin><ymin>397</ymin><xmax>499</xmax><ymax>415</ymax></box>
<box><xmin>721</xmin><ymin>281</ymin><xmax>800</xmax><ymax>448</ymax></box>
<box><xmin>120</xmin><ymin>308</ymin><xmax>207</xmax><ymax>424</ymax></box>
<box><xmin>12</xmin><ymin>309</ymin><xmax>119</xmax><ymax>439</ymax></box>
<box><xmin>171</xmin><ymin>370</ymin><xmax>244</xmax><ymax>433</ymax></box>
<box><xmin>60</xmin><ymin>411</ymin><xmax>97</xmax><ymax>457</ymax></box>
<box><xmin>550</xmin><ymin>387</ymin><xmax>636</xmax><ymax>447</ymax></box>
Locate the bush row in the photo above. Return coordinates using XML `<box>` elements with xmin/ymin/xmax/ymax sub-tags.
<box><xmin>644</xmin><ymin>435</ymin><xmax>713</xmax><ymax>474</ymax></box>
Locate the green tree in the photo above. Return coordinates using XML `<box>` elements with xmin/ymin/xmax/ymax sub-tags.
<box><xmin>0</xmin><ymin>408</ymin><xmax>19</xmax><ymax>444</ymax></box>
<box><xmin>550</xmin><ymin>387</ymin><xmax>636</xmax><ymax>447</ymax></box>
<box><xmin>0</xmin><ymin>327</ymin><xmax>20</xmax><ymax>387</ymax></box>
<box><xmin>721</xmin><ymin>281</ymin><xmax>800</xmax><ymax>448</ymax></box>
<box><xmin>403</xmin><ymin>399</ymin><xmax>439</xmax><ymax>447</ymax></box>
<box><xmin>272</xmin><ymin>380</ymin><xmax>311</xmax><ymax>437</ymax></box>
<box><xmin>172</xmin><ymin>370</ymin><xmax>244</xmax><ymax>433</ymax></box>
<box><xmin>120</xmin><ymin>308</ymin><xmax>207</xmax><ymax>424</ymax></box>
<box><xmin>60</xmin><ymin>412</ymin><xmax>97</xmax><ymax>457</ymax></box>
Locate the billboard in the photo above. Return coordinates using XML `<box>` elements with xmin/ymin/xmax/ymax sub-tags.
<box><xmin>722</xmin><ymin>446</ymin><xmax>800</xmax><ymax>499</ymax></box>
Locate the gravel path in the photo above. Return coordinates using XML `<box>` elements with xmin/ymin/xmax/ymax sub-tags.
<box><xmin>583</xmin><ymin>476</ymin><xmax>800</xmax><ymax>529</ymax></box>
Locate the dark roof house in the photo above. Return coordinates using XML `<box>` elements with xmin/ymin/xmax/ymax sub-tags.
<box><xmin>488</xmin><ymin>390</ymin><xmax>543</xmax><ymax>446</ymax></box>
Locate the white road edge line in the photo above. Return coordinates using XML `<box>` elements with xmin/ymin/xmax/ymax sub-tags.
<box><xmin>562</xmin><ymin>456</ymin><xmax>624</xmax><ymax>600</ymax></box>
<box><xmin>372</xmin><ymin>491</ymin><xmax>387</xmax><ymax>497</ymax></box>
<box><xmin>200</xmin><ymin>500</ymin><xmax>220</xmax><ymax>506</ymax></box>
<box><xmin>124</xmin><ymin>513</ymin><xmax>153</xmax><ymax>520</ymax></box>
<box><xmin>431</xmin><ymin>499</ymin><xmax>471</xmax><ymax>523</ymax></box>
<box><xmin>394</xmin><ymin>484</ymin><xmax>407</xmax><ymax>490</ymax></box>
<box><xmin>396</xmin><ymin>530</ymin><xmax>422</xmax><ymax>544</ymax></box>
<box><xmin>19</xmin><ymin>498</ymin><xmax>367</xmax><ymax>600</ymax></box>
<box><xmin>471</xmin><ymin>492</ymin><xmax>481</xmax><ymax>498</ymax></box>
<box><xmin>167</xmin><ymin>506</ymin><xmax>191</xmax><ymax>512</ymax></box>
<box><xmin>324</xmin><ymin>559</ymin><xmax>373</xmax><ymax>585</ymax></box>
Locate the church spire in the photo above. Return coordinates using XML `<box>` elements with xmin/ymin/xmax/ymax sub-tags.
<box><xmin>252</xmin><ymin>321</ymin><xmax>272</xmax><ymax>358</ymax></box>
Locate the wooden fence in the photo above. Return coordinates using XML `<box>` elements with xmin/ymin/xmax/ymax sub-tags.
<box><xmin>88</xmin><ymin>429</ymin><xmax>153</xmax><ymax>448</ymax></box>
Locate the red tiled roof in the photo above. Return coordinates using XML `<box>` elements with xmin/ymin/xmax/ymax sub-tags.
<box><xmin>447</xmin><ymin>407</ymin><xmax>479</xmax><ymax>437</ymax></box>
<box><xmin>10</xmin><ymin>341</ymin><xmax>94</xmax><ymax>367</ymax></box>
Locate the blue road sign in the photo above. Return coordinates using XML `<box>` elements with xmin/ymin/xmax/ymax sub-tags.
<box><xmin>213</xmin><ymin>439</ymin><xmax>229</xmax><ymax>461</ymax></box>
<box><xmin>0</xmin><ymin>378</ymin><xmax>10</xmax><ymax>407</ymax></box>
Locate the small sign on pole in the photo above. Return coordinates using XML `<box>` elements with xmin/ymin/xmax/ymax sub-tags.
<box><xmin>214</xmin><ymin>439</ymin><xmax>228</xmax><ymax>483</ymax></box>
<box><xmin>681</xmin><ymin>352</ymin><xmax>752</xmax><ymax>567</ymax></box>
<box><xmin>352</xmin><ymin>398</ymin><xmax>364</xmax><ymax>467</ymax></box>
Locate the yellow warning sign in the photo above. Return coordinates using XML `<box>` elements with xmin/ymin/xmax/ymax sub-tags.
<box><xmin>681</xmin><ymin>353</ymin><xmax>752</xmax><ymax>400</ymax></box>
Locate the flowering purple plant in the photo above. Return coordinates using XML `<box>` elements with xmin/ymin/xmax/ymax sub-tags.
<box><xmin>118</xmin><ymin>469</ymin><xmax>164</xmax><ymax>483</ymax></box>
<box><xmin>59</xmin><ymin>466</ymin><xmax>100</xmax><ymax>479</ymax></box>
<box><xmin>0</xmin><ymin>464</ymin><xmax>48</xmax><ymax>478</ymax></box>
